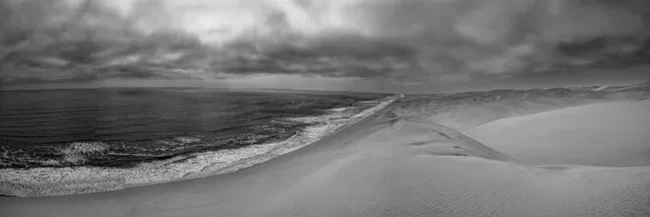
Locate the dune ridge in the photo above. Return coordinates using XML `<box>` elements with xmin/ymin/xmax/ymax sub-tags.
<box><xmin>2</xmin><ymin>106</ymin><xmax>649</xmax><ymax>217</ymax></box>
<box><xmin>393</xmin><ymin>85</ymin><xmax>649</xmax><ymax>131</ymax></box>
<box><xmin>467</xmin><ymin>100</ymin><xmax>650</xmax><ymax>167</ymax></box>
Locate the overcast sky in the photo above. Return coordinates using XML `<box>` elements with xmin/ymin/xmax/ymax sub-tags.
<box><xmin>1</xmin><ymin>0</ymin><xmax>649</xmax><ymax>92</ymax></box>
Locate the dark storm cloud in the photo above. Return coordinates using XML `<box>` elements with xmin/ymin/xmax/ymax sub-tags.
<box><xmin>352</xmin><ymin>0</ymin><xmax>649</xmax><ymax>74</ymax></box>
<box><xmin>0</xmin><ymin>0</ymin><xmax>649</xmax><ymax>86</ymax></box>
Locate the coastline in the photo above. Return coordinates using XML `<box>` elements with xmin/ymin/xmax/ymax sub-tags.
<box><xmin>0</xmin><ymin>95</ymin><xmax>402</xmax><ymax>197</ymax></box>
<box><xmin>2</xmin><ymin>99</ymin><xmax>648</xmax><ymax>217</ymax></box>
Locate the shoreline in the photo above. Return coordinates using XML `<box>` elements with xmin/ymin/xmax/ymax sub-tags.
<box><xmin>0</xmin><ymin>95</ymin><xmax>402</xmax><ymax>197</ymax></box>
<box><xmin>2</xmin><ymin>100</ymin><xmax>647</xmax><ymax>217</ymax></box>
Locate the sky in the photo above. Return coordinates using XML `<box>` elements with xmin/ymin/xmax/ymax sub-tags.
<box><xmin>1</xmin><ymin>0</ymin><xmax>649</xmax><ymax>93</ymax></box>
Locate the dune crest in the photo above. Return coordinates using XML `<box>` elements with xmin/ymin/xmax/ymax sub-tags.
<box><xmin>261</xmin><ymin>113</ymin><xmax>650</xmax><ymax>217</ymax></box>
<box><xmin>467</xmin><ymin>100</ymin><xmax>650</xmax><ymax>167</ymax></box>
<box><xmin>2</xmin><ymin>111</ymin><xmax>649</xmax><ymax>217</ymax></box>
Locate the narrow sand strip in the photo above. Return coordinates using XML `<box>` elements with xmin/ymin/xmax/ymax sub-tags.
<box><xmin>2</xmin><ymin>109</ymin><xmax>648</xmax><ymax>217</ymax></box>
<box><xmin>467</xmin><ymin>100</ymin><xmax>650</xmax><ymax>167</ymax></box>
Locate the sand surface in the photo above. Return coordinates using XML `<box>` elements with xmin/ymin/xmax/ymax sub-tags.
<box><xmin>392</xmin><ymin>87</ymin><xmax>649</xmax><ymax>132</ymax></box>
<box><xmin>467</xmin><ymin>100</ymin><xmax>650</xmax><ymax>167</ymax></box>
<box><xmin>2</xmin><ymin>108</ymin><xmax>649</xmax><ymax>217</ymax></box>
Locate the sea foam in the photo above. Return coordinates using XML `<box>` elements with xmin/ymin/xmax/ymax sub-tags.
<box><xmin>0</xmin><ymin>95</ymin><xmax>400</xmax><ymax>196</ymax></box>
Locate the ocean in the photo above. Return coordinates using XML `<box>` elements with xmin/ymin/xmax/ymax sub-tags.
<box><xmin>0</xmin><ymin>88</ymin><xmax>400</xmax><ymax>195</ymax></box>
<box><xmin>0</xmin><ymin>88</ymin><xmax>394</xmax><ymax>168</ymax></box>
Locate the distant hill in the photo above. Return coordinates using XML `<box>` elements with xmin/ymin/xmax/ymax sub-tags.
<box><xmin>391</xmin><ymin>80</ymin><xmax>650</xmax><ymax>131</ymax></box>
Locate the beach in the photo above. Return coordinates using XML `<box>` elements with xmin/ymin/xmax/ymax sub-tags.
<box><xmin>2</xmin><ymin>0</ymin><xmax>650</xmax><ymax>215</ymax></box>
<box><xmin>0</xmin><ymin>92</ymin><xmax>398</xmax><ymax>197</ymax></box>
<box><xmin>2</xmin><ymin>99</ymin><xmax>649</xmax><ymax>217</ymax></box>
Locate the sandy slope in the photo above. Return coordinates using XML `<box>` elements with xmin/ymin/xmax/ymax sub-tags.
<box><xmin>467</xmin><ymin>100</ymin><xmax>650</xmax><ymax>167</ymax></box>
<box><xmin>392</xmin><ymin>90</ymin><xmax>606</xmax><ymax>131</ymax></box>
<box><xmin>2</xmin><ymin>110</ymin><xmax>649</xmax><ymax>217</ymax></box>
<box><xmin>393</xmin><ymin>86</ymin><xmax>649</xmax><ymax>132</ymax></box>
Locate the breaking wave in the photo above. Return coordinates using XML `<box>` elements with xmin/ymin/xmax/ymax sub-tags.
<box><xmin>0</xmin><ymin>95</ymin><xmax>400</xmax><ymax>196</ymax></box>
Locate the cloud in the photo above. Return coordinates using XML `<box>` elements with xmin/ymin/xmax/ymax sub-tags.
<box><xmin>1</xmin><ymin>0</ymin><xmax>648</xmax><ymax>86</ymax></box>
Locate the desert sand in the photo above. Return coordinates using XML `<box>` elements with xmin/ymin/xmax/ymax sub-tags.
<box><xmin>2</xmin><ymin>105</ymin><xmax>649</xmax><ymax>217</ymax></box>
<box><xmin>467</xmin><ymin>100</ymin><xmax>650</xmax><ymax>167</ymax></box>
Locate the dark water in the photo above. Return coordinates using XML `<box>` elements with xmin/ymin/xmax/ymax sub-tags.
<box><xmin>0</xmin><ymin>88</ymin><xmax>388</xmax><ymax>168</ymax></box>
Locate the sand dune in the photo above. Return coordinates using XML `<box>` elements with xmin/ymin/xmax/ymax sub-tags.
<box><xmin>2</xmin><ymin>110</ymin><xmax>649</xmax><ymax>217</ymax></box>
<box><xmin>467</xmin><ymin>100</ymin><xmax>650</xmax><ymax>167</ymax></box>
<box><xmin>393</xmin><ymin>85</ymin><xmax>649</xmax><ymax>132</ymax></box>
<box><xmin>392</xmin><ymin>89</ymin><xmax>606</xmax><ymax>131</ymax></box>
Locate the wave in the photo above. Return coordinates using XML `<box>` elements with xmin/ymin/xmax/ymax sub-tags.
<box><xmin>0</xmin><ymin>95</ymin><xmax>401</xmax><ymax>197</ymax></box>
<box><xmin>59</xmin><ymin>142</ymin><xmax>110</xmax><ymax>165</ymax></box>
<box><xmin>0</xmin><ymin>135</ymin><xmax>209</xmax><ymax>168</ymax></box>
